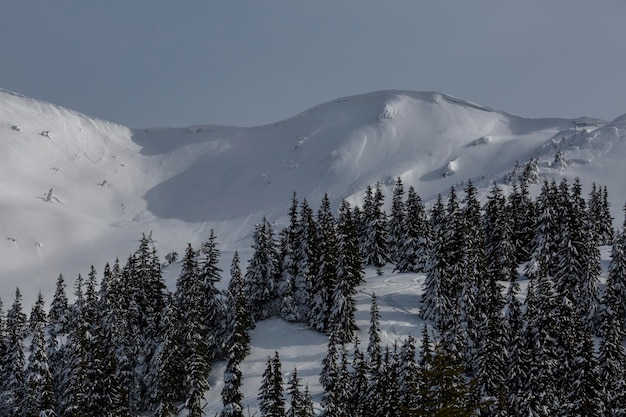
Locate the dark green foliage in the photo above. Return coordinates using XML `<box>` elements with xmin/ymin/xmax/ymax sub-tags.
<box><xmin>258</xmin><ymin>352</ymin><xmax>286</xmax><ymax>417</ymax></box>
<box><xmin>395</xmin><ymin>186</ymin><xmax>430</xmax><ymax>273</ymax></box>
<box><xmin>245</xmin><ymin>218</ymin><xmax>280</xmax><ymax>322</ymax></box>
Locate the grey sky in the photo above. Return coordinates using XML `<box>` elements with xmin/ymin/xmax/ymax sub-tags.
<box><xmin>2</xmin><ymin>0</ymin><xmax>625</xmax><ymax>128</ymax></box>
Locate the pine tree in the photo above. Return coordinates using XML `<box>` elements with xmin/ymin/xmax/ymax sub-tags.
<box><xmin>458</xmin><ymin>180</ymin><xmax>488</xmax><ymax>377</ymax></box>
<box><xmin>245</xmin><ymin>218</ymin><xmax>280</xmax><ymax>322</ymax></box>
<box><xmin>1</xmin><ymin>288</ymin><xmax>28</xmax><ymax>416</ymax></box>
<box><xmin>175</xmin><ymin>244</ymin><xmax>211</xmax><ymax>417</ymax></box>
<box><xmin>519</xmin><ymin>270</ymin><xmax>559</xmax><ymax>416</ymax></box>
<box><xmin>277</xmin><ymin>230</ymin><xmax>300</xmax><ymax>322</ymax></box>
<box><xmin>293</xmin><ymin>199</ymin><xmax>318</xmax><ymax>322</ymax></box>
<box><xmin>508</xmin><ymin>177</ymin><xmax>536</xmax><ymax>263</ymax></box>
<box><xmin>221</xmin><ymin>253</ymin><xmax>251</xmax><ymax>417</ymax></box>
<box><xmin>398</xmin><ymin>335</ymin><xmax>419</xmax><ymax>411</ymax></box>
<box><xmin>28</xmin><ymin>291</ymin><xmax>47</xmax><ymax>332</ymax></box>
<box><xmin>286</xmin><ymin>368</ymin><xmax>305</xmax><ymax>417</ymax></box>
<box><xmin>348</xmin><ymin>342</ymin><xmax>369</xmax><ymax>416</ymax></box>
<box><xmin>421</xmin><ymin>194</ymin><xmax>458</xmax><ymax>336</ymax></box>
<box><xmin>395</xmin><ymin>186</ymin><xmax>430</xmax><ymax>273</ymax></box>
<box><xmin>153</xmin><ymin>301</ymin><xmax>184</xmax><ymax>417</ymax></box>
<box><xmin>25</xmin><ymin>323</ymin><xmax>56</xmax><ymax>417</ymax></box>
<box><xmin>225</xmin><ymin>252</ymin><xmax>252</xmax><ymax>356</ymax></box>
<box><xmin>258</xmin><ymin>352</ymin><xmax>286</xmax><ymax>417</ymax></box>
<box><xmin>60</xmin><ymin>276</ymin><xmax>90</xmax><ymax>417</ymax></box>
<box><xmin>367</xmin><ymin>293</ymin><xmax>382</xmax><ymax>369</ymax></box>
<box><xmin>388</xmin><ymin>177</ymin><xmax>406</xmax><ymax>263</ymax></box>
<box><xmin>308</xmin><ymin>194</ymin><xmax>339</xmax><ymax>332</ymax></box>
<box><xmin>418</xmin><ymin>336</ymin><xmax>478</xmax><ymax>417</ymax></box>
<box><xmin>319</xmin><ymin>333</ymin><xmax>346</xmax><ymax>417</ymax></box>
<box><xmin>363</xmin><ymin>182</ymin><xmax>390</xmax><ymax>275</ymax></box>
<box><xmin>598</xmin><ymin>232</ymin><xmax>626</xmax><ymax>415</ymax></box>
<box><xmin>564</xmin><ymin>329</ymin><xmax>604</xmax><ymax>416</ymax></box>
<box><xmin>198</xmin><ymin>229</ymin><xmax>227</xmax><ymax>361</ymax></box>
<box><xmin>504</xmin><ymin>275</ymin><xmax>528</xmax><ymax>416</ymax></box>
<box><xmin>588</xmin><ymin>183</ymin><xmax>614</xmax><ymax>245</ymax></box>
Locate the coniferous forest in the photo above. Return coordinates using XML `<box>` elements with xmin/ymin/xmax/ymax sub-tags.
<box><xmin>1</xmin><ymin>174</ymin><xmax>625</xmax><ymax>417</ymax></box>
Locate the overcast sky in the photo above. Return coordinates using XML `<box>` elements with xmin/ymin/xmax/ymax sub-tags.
<box><xmin>2</xmin><ymin>1</ymin><xmax>625</xmax><ymax>128</ymax></box>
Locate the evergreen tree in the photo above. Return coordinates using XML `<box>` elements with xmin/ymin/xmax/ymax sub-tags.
<box><xmin>598</xmin><ymin>233</ymin><xmax>626</xmax><ymax>415</ymax></box>
<box><xmin>588</xmin><ymin>183</ymin><xmax>614</xmax><ymax>245</ymax></box>
<box><xmin>328</xmin><ymin>201</ymin><xmax>362</xmax><ymax>343</ymax></box>
<box><xmin>25</xmin><ymin>323</ymin><xmax>56</xmax><ymax>417</ymax></box>
<box><xmin>277</xmin><ymin>230</ymin><xmax>299</xmax><ymax>322</ymax></box>
<box><xmin>564</xmin><ymin>329</ymin><xmax>604</xmax><ymax>416</ymax></box>
<box><xmin>245</xmin><ymin>218</ymin><xmax>280</xmax><ymax>322</ymax></box>
<box><xmin>348</xmin><ymin>342</ymin><xmax>369</xmax><ymax>416</ymax></box>
<box><xmin>319</xmin><ymin>333</ymin><xmax>346</xmax><ymax>417</ymax></box>
<box><xmin>367</xmin><ymin>293</ymin><xmax>383</xmax><ymax>369</ymax></box>
<box><xmin>398</xmin><ymin>335</ymin><xmax>419</xmax><ymax>412</ymax></box>
<box><xmin>221</xmin><ymin>253</ymin><xmax>252</xmax><ymax>417</ymax></box>
<box><xmin>525</xmin><ymin>180</ymin><xmax>559</xmax><ymax>280</ymax></box>
<box><xmin>225</xmin><ymin>252</ymin><xmax>252</xmax><ymax>356</ymax></box>
<box><xmin>421</xmin><ymin>193</ymin><xmax>459</xmax><ymax>337</ymax></box>
<box><xmin>153</xmin><ymin>301</ymin><xmax>184</xmax><ymax>417</ymax></box>
<box><xmin>1</xmin><ymin>288</ymin><xmax>28</xmax><ymax>416</ymax></box>
<box><xmin>504</xmin><ymin>275</ymin><xmax>528</xmax><ymax>416</ymax></box>
<box><xmin>507</xmin><ymin>178</ymin><xmax>536</xmax><ymax>263</ymax></box>
<box><xmin>198</xmin><ymin>229</ymin><xmax>227</xmax><ymax>361</ymax></box>
<box><xmin>258</xmin><ymin>352</ymin><xmax>286</xmax><ymax>417</ymax></box>
<box><xmin>293</xmin><ymin>199</ymin><xmax>318</xmax><ymax>321</ymax></box>
<box><xmin>395</xmin><ymin>186</ymin><xmax>430</xmax><ymax>273</ymax></box>
<box><xmin>362</xmin><ymin>182</ymin><xmax>390</xmax><ymax>274</ymax></box>
<box><xmin>28</xmin><ymin>291</ymin><xmax>47</xmax><ymax>332</ymax></box>
<box><xmin>519</xmin><ymin>270</ymin><xmax>559</xmax><ymax>416</ymax></box>
<box><xmin>308</xmin><ymin>194</ymin><xmax>338</xmax><ymax>332</ymax></box>
<box><xmin>388</xmin><ymin>177</ymin><xmax>406</xmax><ymax>263</ymax></box>
<box><xmin>458</xmin><ymin>180</ymin><xmax>488</xmax><ymax>377</ymax></box>
<box><xmin>417</xmin><ymin>336</ymin><xmax>478</xmax><ymax>417</ymax></box>
<box><xmin>286</xmin><ymin>368</ymin><xmax>305</xmax><ymax>417</ymax></box>
<box><xmin>175</xmin><ymin>244</ymin><xmax>211</xmax><ymax>417</ymax></box>
<box><xmin>60</xmin><ymin>276</ymin><xmax>90</xmax><ymax>417</ymax></box>
<box><xmin>336</xmin><ymin>199</ymin><xmax>365</xmax><ymax>290</ymax></box>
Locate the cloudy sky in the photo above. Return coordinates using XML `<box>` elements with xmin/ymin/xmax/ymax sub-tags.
<box><xmin>2</xmin><ymin>1</ymin><xmax>625</xmax><ymax>128</ymax></box>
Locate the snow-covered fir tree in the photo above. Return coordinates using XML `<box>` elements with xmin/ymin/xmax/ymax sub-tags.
<box><xmin>245</xmin><ymin>218</ymin><xmax>280</xmax><ymax>322</ymax></box>
<box><xmin>362</xmin><ymin>182</ymin><xmax>390</xmax><ymax>275</ymax></box>
<box><xmin>258</xmin><ymin>352</ymin><xmax>286</xmax><ymax>417</ymax></box>
<box><xmin>387</xmin><ymin>177</ymin><xmax>406</xmax><ymax>263</ymax></box>
<box><xmin>308</xmin><ymin>194</ymin><xmax>338</xmax><ymax>333</ymax></box>
<box><xmin>395</xmin><ymin>186</ymin><xmax>430</xmax><ymax>273</ymax></box>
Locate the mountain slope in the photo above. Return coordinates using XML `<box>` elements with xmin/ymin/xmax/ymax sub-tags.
<box><xmin>0</xmin><ymin>88</ymin><xmax>620</xmax><ymax>305</ymax></box>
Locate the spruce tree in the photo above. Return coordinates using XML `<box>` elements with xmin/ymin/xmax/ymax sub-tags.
<box><xmin>198</xmin><ymin>229</ymin><xmax>227</xmax><ymax>361</ymax></box>
<box><xmin>293</xmin><ymin>199</ymin><xmax>318</xmax><ymax>321</ymax></box>
<box><xmin>28</xmin><ymin>291</ymin><xmax>47</xmax><ymax>332</ymax></box>
<box><xmin>258</xmin><ymin>352</ymin><xmax>286</xmax><ymax>417</ymax></box>
<box><xmin>388</xmin><ymin>177</ymin><xmax>406</xmax><ymax>263</ymax></box>
<box><xmin>245</xmin><ymin>218</ymin><xmax>280</xmax><ymax>322</ymax></box>
<box><xmin>286</xmin><ymin>368</ymin><xmax>305</xmax><ymax>417</ymax></box>
<box><xmin>395</xmin><ymin>186</ymin><xmax>430</xmax><ymax>273</ymax></box>
<box><xmin>25</xmin><ymin>323</ymin><xmax>56</xmax><ymax>417</ymax></box>
<box><xmin>175</xmin><ymin>244</ymin><xmax>211</xmax><ymax>417</ymax></box>
<box><xmin>1</xmin><ymin>288</ymin><xmax>27</xmax><ymax>416</ymax></box>
<box><xmin>362</xmin><ymin>182</ymin><xmax>390</xmax><ymax>274</ymax></box>
<box><xmin>308</xmin><ymin>194</ymin><xmax>338</xmax><ymax>332</ymax></box>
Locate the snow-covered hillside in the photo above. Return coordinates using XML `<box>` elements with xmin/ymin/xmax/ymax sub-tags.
<box><xmin>3</xmin><ymin>88</ymin><xmax>626</xmax><ymax>415</ymax></box>
<box><xmin>3</xmin><ymin>88</ymin><xmax>621</xmax><ymax>306</ymax></box>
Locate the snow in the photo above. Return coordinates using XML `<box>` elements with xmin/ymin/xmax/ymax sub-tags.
<box><xmin>1</xmin><ymin>87</ymin><xmax>625</xmax><ymax>413</ymax></box>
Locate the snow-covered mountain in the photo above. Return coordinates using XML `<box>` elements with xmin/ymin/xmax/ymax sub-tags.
<box><xmin>3</xmin><ymin>87</ymin><xmax>626</xmax><ymax>414</ymax></box>
<box><xmin>1</xmin><ymin>88</ymin><xmax>624</xmax><ymax>305</ymax></box>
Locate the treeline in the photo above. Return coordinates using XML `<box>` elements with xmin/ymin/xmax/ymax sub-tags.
<box><xmin>0</xmin><ymin>174</ymin><xmax>623</xmax><ymax>416</ymax></box>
